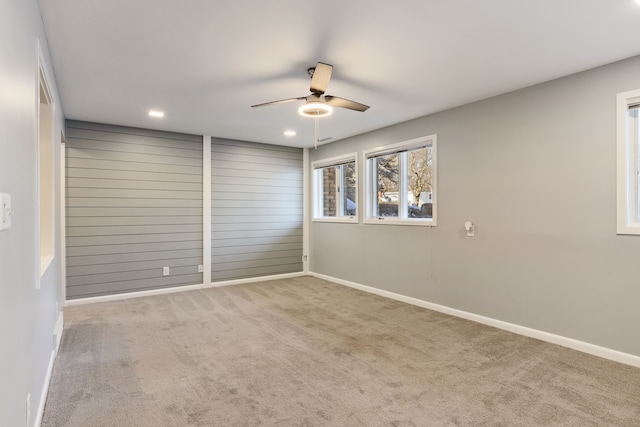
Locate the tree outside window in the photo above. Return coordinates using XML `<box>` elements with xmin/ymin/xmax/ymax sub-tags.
<box><xmin>407</xmin><ymin>146</ymin><xmax>432</xmax><ymax>218</ymax></box>
<box><xmin>365</xmin><ymin>135</ymin><xmax>437</xmax><ymax>225</ymax></box>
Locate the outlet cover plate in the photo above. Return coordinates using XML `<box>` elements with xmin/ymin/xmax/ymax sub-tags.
<box><xmin>0</xmin><ymin>193</ymin><xmax>11</xmax><ymax>231</ymax></box>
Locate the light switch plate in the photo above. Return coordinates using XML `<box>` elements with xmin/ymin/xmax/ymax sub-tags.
<box><xmin>0</xmin><ymin>193</ymin><xmax>11</xmax><ymax>231</ymax></box>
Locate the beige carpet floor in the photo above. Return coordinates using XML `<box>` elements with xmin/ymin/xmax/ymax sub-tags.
<box><xmin>43</xmin><ymin>276</ymin><xmax>640</xmax><ymax>426</ymax></box>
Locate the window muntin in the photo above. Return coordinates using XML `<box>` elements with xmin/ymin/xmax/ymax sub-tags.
<box><xmin>617</xmin><ymin>90</ymin><xmax>640</xmax><ymax>235</ymax></box>
<box><xmin>312</xmin><ymin>154</ymin><xmax>358</xmax><ymax>222</ymax></box>
<box><xmin>365</xmin><ymin>135</ymin><xmax>437</xmax><ymax>225</ymax></box>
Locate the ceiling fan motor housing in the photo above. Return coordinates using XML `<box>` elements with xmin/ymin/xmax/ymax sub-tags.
<box><xmin>299</xmin><ymin>95</ymin><xmax>333</xmax><ymax>117</ymax></box>
<box><xmin>307</xmin><ymin>67</ymin><xmax>316</xmax><ymax>78</ymax></box>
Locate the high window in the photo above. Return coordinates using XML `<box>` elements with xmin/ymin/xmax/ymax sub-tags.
<box><xmin>617</xmin><ymin>89</ymin><xmax>640</xmax><ymax>235</ymax></box>
<box><xmin>312</xmin><ymin>153</ymin><xmax>357</xmax><ymax>222</ymax></box>
<box><xmin>364</xmin><ymin>135</ymin><xmax>437</xmax><ymax>225</ymax></box>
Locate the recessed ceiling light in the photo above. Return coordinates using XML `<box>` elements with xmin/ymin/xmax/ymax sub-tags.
<box><xmin>284</xmin><ymin>130</ymin><xmax>297</xmax><ymax>137</ymax></box>
<box><xmin>148</xmin><ymin>110</ymin><xmax>164</xmax><ymax>118</ymax></box>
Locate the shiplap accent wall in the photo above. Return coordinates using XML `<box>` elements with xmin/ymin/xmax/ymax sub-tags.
<box><xmin>65</xmin><ymin>121</ymin><xmax>203</xmax><ymax>299</ymax></box>
<box><xmin>211</xmin><ymin>138</ymin><xmax>303</xmax><ymax>281</ymax></box>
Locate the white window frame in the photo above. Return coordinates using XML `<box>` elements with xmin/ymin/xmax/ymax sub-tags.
<box><xmin>37</xmin><ymin>40</ymin><xmax>56</xmax><ymax>281</ymax></box>
<box><xmin>364</xmin><ymin>135</ymin><xmax>437</xmax><ymax>226</ymax></box>
<box><xmin>312</xmin><ymin>153</ymin><xmax>358</xmax><ymax>223</ymax></box>
<box><xmin>617</xmin><ymin>89</ymin><xmax>640</xmax><ymax>235</ymax></box>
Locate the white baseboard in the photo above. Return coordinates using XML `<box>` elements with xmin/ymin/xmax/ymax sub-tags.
<box><xmin>204</xmin><ymin>271</ymin><xmax>305</xmax><ymax>288</ymax></box>
<box><xmin>34</xmin><ymin>349</ymin><xmax>55</xmax><ymax>427</ymax></box>
<box><xmin>309</xmin><ymin>272</ymin><xmax>640</xmax><ymax>368</ymax></box>
<box><xmin>53</xmin><ymin>311</ymin><xmax>63</xmax><ymax>354</ymax></box>
<box><xmin>36</xmin><ymin>312</ymin><xmax>64</xmax><ymax>426</ymax></box>
<box><xmin>65</xmin><ymin>272</ymin><xmax>306</xmax><ymax>306</ymax></box>
<box><xmin>65</xmin><ymin>283</ymin><xmax>204</xmax><ymax>306</ymax></box>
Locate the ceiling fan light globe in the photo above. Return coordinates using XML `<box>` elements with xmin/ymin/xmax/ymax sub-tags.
<box><xmin>298</xmin><ymin>101</ymin><xmax>333</xmax><ymax>117</ymax></box>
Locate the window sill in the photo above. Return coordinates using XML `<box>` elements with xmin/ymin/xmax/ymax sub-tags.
<box><xmin>363</xmin><ymin>217</ymin><xmax>436</xmax><ymax>226</ymax></box>
<box><xmin>312</xmin><ymin>217</ymin><xmax>358</xmax><ymax>224</ymax></box>
<box><xmin>617</xmin><ymin>224</ymin><xmax>640</xmax><ymax>235</ymax></box>
<box><xmin>40</xmin><ymin>254</ymin><xmax>54</xmax><ymax>277</ymax></box>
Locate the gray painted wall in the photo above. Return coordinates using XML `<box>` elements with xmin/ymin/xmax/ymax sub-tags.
<box><xmin>65</xmin><ymin>121</ymin><xmax>203</xmax><ymax>299</ymax></box>
<box><xmin>211</xmin><ymin>138</ymin><xmax>303</xmax><ymax>281</ymax></box>
<box><xmin>0</xmin><ymin>0</ymin><xmax>65</xmax><ymax>425</ymax></box>
<box><xmin>309</xmin><ymin>55</ymin><xmax>640</xmax><ymax>357</ymax></box>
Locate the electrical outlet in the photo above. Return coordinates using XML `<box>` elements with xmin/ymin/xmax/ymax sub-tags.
<box><xmin>302</xmin><ymin>255</ymin><xmax>308</xmax><ymax>262</ymax></box>
<box><xmin>0</xmin><ymin>193</ymin><xmax>11</xmax><ymax>231</ymax></box>
<box><xmin>197</xmin><ymin>264</ymin><xmax>204</xmax><ymax>273</ymax></box>
<box><xmin>162</xmin><ymin>267</ymin><xmax>170</xmax><ymax>276</ymax></box>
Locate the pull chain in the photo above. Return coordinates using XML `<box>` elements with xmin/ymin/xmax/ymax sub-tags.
<box><xmin>314</xmin><ymin>115</ymin><xmax>319</xmax><ymax>150</ymax></box>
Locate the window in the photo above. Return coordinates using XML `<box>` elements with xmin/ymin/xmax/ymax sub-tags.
<box><xmin>312</xmin><ymin>153</ymin><xmax>358</xmax><ymax>222</ymax></box>
<box><xmin>38</xmin><ymin>41</ymin><xmax>55</xmax><ymax>278</ymax></box>
<box><xmin>364</xmin><ymin>135</ymin><xmax>437</xmax><ymax>225</ymax></box>
<box><xmin>617</xmin><ymin>89</ymin><xmax>640</xmax><ymax>235</ymax></box>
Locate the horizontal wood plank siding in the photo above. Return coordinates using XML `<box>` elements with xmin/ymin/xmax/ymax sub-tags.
<box><xmin>66</xmin><ymin>121</ymin><xmax>203</xmax><ymax>299</ymax></box>
<box><xmin>211</xmin><ymin>138</ymin><xmax>303</xmax><ymax>281</ymax></box>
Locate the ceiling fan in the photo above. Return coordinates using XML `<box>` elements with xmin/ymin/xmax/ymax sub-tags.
<box><xmin>251</xmin><ymin>62</ymin><xmax>370</xmax><ymax>117</ymax></box>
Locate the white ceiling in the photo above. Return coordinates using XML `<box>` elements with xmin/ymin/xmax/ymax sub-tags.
<box><xmin>39</xmin><ymin>0</ymin><xmax>640</xmax><ymax>148</ymax></box>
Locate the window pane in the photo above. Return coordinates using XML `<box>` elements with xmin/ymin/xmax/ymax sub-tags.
<box><xmin>375</xmin><ymin>153</ymin><xmax>399</xmax><ymax>217</ymax></box>
<box><xmin>321</xmin><ymin>166</ymin><xmax>338</xmax><ymax>216</ymax></box>
<box><xmin>341</xmin><ymin>161</ymin><xmax>357</xmax><ymax>216</ymax></box>
<box><xmin>406</xmin><ymin>146</ymin><xmax>432</xmax><ymax>218</ymax></box>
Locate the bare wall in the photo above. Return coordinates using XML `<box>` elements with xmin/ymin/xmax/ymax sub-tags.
<box><xmin>0</xmin><ymin>0</ymin><xmax>65</xmax><ymax>425</ymax></box>
<box><xmin>309</xmin><ymin>55</ymin><xmax>640</xmax><ymax>357</ymax></box>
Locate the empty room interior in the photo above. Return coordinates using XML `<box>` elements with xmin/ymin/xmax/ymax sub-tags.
<box><xmin>3</xmin><ymin>0</ymin><xmax>640</xmax><ymax>426</ymax></box>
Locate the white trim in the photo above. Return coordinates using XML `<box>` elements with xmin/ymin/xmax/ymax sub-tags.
<box><xmin>303</xmin><ymin>148</ymin><xmax>310</xmax><ymax>273</ymax></box>
<box><xmin>205</xmin><ymin>271</ymin><xmax>305</xmax><ymax>288</ymax></box>
<box><xmin>311</xmin><ymin>152</ymin><xmax>359</xmax><ymax>222</ymax></box>
<box><xmin>58</xmin><ymin>138</ymin><xmax>66</xmax><ymax>304</ymax></box>
<box><xmin>362</xmin><ymin>217</ymin><xmax>435</xmax><ymax>226</ymax></box>
<box><xmin>36</xmin><ymin>39</ymin><xmax>56</xmax><ymax>287</ymax></box>
<box><xmin>311</xmin><ymin>152</ymin><xmax>359</xmax><ymax>169</ymax></box>
<box><xmin>34</xmin><ymin>350</ymin><xmax>56</xmax><ymax>427</ymax></box>
<box><xmin>65</xmin><ymin>272</ymin><xmax>306</xmax><ymax>305</ymax></box>
<box><xmin>35</xmin><ymin>312</ymin><xmax>64</xmax><ymax>426</ymax></box>
<box><xmin>309</xmin><ymin>271</ymin><xmax>640</xmax><ymax>368</ymax></box>
<box><xmin>616</xmin><ymin>89</ymin><xmax>640</xmax><ymax>235</ymax></box>
<box><xmin>312</xmin><ymin>217</ymin><xmax>358</xmax><ymax>224</ymax></box>
<box><xmin>430</xmin><ymin>136</ymin><xmax>438</xmax><ymax>225</ymax></box>
<box><xmin>362</xmin><ymin>134</ymin><xmax>436</xmax><ymax>160</ymax></box>
<box><xmin>65</xmin><ymin>284</ymin><xmax>205</xmax><ymax>306</ymax></box>
<box><xmin>203</xmin><ymin>136</ymin><xmax>212</xmax><ymax>284</ymax></box>
<box><xmin>54</xmin><ymin>311</ymin><xmax>64</xmax><ymax>355</ymax></box>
